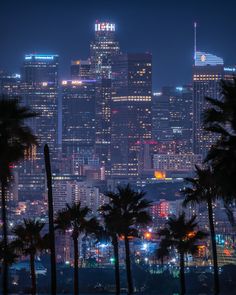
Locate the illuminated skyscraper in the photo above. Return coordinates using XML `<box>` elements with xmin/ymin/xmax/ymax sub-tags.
<box><xmin>21</xmin><ymin>54</ymin><xmax>59</xmax><ymax>157</ymax></box>
<box><xmin>193</xmin><ymin>51</ymin><xmax>224</xmax><ymax>156</ymax></box>
<box><xmin>152</xmin><ymin>86</ymin><xmax>193</xmax><ymax>153</ymax></box>
<box><xmin>90</xmin><ymin>21</ymin><xmax>120</xmax><ymax>79</ymax></box>
<box><xmin>90</xmin><ymin>21</ymin><xmax>120</xmax><ymax>176</ymax></box>
<box><xmin>0</xmin><ymin>71</ymin><xmax>21</xmax><ymax>97</ymax></box>
<box><xmin>111</xmin><ymin>53</ymin><xmax>152</xmax><ymax>178</ymax></box>
<box><xmin>95</xmin><ymin>79</ymin><xmax>112</xmax><ymax>175</ymax></box>
<box><xmin>61</xmin><ymin>79</ymin><xmax>96</xmax><ymax>156</ymax></box>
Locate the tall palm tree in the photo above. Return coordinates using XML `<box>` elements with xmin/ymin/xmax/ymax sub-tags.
<box><xmin>44</xmin><ymin>144</ymin><xmax>57</xmax><ymax>295</ymax></box>
<box><xmin>12</xmin><ymin>219</ymin><xmax>47</xmax><ymax>295</ymax></box>
<box><xmin>107</xmin><ymin>185</ymin><xmax>152</xmax><ymax>294</ymax></box>
<box><xmin>99</xmin><ymin>192</ymin><xmax>123</xmax><ymax>295</ymax></box>
<box><xmin>55</xmin><ymin>202</ymin><xmax>100</xmax><ymax>295</ymax></box>
<box><xmin>158</xmin><ymin>213</ymin><xmax>207</xmax><ymax>295</ymax></box>
<box><xmin>0</xmin><ymin>96</ymin><xmax>37</xmax><ymax>294</ymax></box>
<box><xmin>156</xmin><ymin>241</ymin><xmax>169</xmax><ymax>271</ymax></box>
<box><xmin>182</xmin><ymin>166</ymin><xmax>220</xmax><ymax>295</ymax></box>
<box><xmin>203</xmin><ymin>79</ymin><xmax>236</xmax><ymax>200</ymax></box>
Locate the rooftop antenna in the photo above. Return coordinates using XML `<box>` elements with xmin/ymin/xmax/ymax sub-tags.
<box><xmin>194</xmin><ymin>22</ymin><xmax>197</xmax><ymax>64</ymax></box>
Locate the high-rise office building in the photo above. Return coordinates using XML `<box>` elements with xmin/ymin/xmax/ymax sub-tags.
<box><xmin>152</xmin><ymin>85</ymin><xmax>193</xmax><ymax>153</ymax></box>
<box><xmin>61</xmin><ymin>79</ymin><xmax>96</xmax><ymax>156</ymax></box>
<box><xmin>111</xmin><ymin>53</ymin><xmax>152</xmax><ymax>178</ymax></box>
<box><xmin>193</xmin><ymin>51</ymin><xmax>224</xmax><ymax>156</ymax></box>
<box><xmin>95</xmin><ymin>79</ymin><xmax>112</xmax><ymax>175</ymax></box>
<box><xmin>0</xmin><ymin>71</ymin><xmax>21</xmax><ymax>97</ymax></box>
<box><xmin>21</xmin><ymin>54</ymin><xmax>59</xmax><ymax>157</ymax></box>
<box><xmin>90</xmin><ymin>21</ymin><xmax>120</xmax><ymax>176</ymax></box>
<box><xmin>90</xmin><ymin>21</ymin><xmax>120</xmax><ymax>79</ymax></box>
<box><xmin>224</xmin><ymin>66</ymin><xmax>236</xmax><ymax>81</ymax></box>
<box><xmin>152</xmin><ymin>91</ymin><xmax>173</xmax><ymax>142</ymax></box>
<box><xmin>71</xmin><ymin>59</ymin><xmax>92</xmax><ymax>79</ymax></box>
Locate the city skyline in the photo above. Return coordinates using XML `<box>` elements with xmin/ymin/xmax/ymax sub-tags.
<box><xmin>1</xmin><ymin>0</ymin><xmax>236</xmax><ymax>89</ymax></box>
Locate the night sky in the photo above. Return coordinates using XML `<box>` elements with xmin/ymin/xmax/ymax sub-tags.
<box><xmin>0</xmin><ymin>0</ymin><xmax>235</xmax><ymax>89</ymax></box>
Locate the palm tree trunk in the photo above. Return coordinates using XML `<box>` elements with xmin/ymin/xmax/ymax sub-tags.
<box><xmin>73</xmin><ymin>233</ymin><xmax>79</xmax><ymax>295</ymax></box>
<box><xmin>179</xmin><ymin>251</ymin><xmax>186</xmax><ymax>295</ymax></box>
<box><xmin>112</xmin><ymin>235</ymin><xmax>120</xmax><ymax>295</ymax></box>
<box><xmin>1</xmin><ymin>178</ymin><xmax>8</xmax><ymax>295</ymax></box>
<box><xmin>44</xmin><ymin>144</ymin><xmax>57</xmax><ymax>295</ymax></box>
<box><xmin>207</xmin><ymin>199</ymin><xmax>220</xmax><ymax>295</ymax></box>
<box><xmin>30</xmin><ymin>253</ymin><xmax>36</xmax><ymax>295</ymax></box>
<box><xmin>124</xmin><ymin>235</ymin><xmax>133</xmax><ymax>294</ymax></box>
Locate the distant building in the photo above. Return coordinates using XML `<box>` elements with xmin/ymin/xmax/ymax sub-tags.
<box><xmin>90</xmin><ymin>21</ymin><xmax>120</xmax><ymax>79</ymax></box>
<box><xmin>90</xmin><ymin>21</ymin><xmax>120</xmax><ymax>176</ymax></box>
<box><xmin>61</xmin><ymin>79</ymin><xmax>96</xmax><ymax>156</ymax></box>
<box><xmin>193</xmin><ymin>51</ymin><xmax>224</xmax><ymax>156</ymax></box>
<box><xmin>21</xmin><ymin>54</ymin><xmax>59</xmax><ymax>157</ymax></box>
<box><xmin>71</xmin><ymin>59</ymin><xmax>92</xmax><ymax>79</ymax></box>
<box><xmin>153</xmin><ymin>153</ymin><xmax>202</xmax><ymax>174</ymax></box>
<box><xmin>0</xmin><ymin>71</ymin><xmax>21</xmax><ymax>97</ymax></box>
<box><xmin>152</xmin><ymin>85</ymin><xmax>193</xmax><ymax>153</ymax></box>
<box><xmin>111</xmin><ymin>53</ymin><xmax>152</xmax><ymax>178</ymax></box>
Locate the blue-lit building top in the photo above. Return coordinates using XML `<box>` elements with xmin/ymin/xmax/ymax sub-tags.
<box><xmin>24</xmin><ymin>54</ymin><xmax>59</xmax><ymax>61</ymax></box>
<box><xmin>22</xmin><ymin>54</ymin><xmax>59</xmax><ymax>84</ymax></box>
<box><xmin>195</xmin><ymin>51</ymin><xmax>224</xmax><ymax>66</ymax></box>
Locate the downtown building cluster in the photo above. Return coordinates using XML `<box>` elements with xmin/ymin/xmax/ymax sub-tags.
<box><xmin>0</xmin><ymin>21</ymin><xmax>236</xmax><ymax>264</ymax></box>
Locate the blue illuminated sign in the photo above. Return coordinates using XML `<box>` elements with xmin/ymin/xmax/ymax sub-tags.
<box><xmin>224</xmin><ymin>67</ymin><xmax>236</xmax><ymax>72</ymax></box>
<box><xmin>25</xmin><ymin>54</ymin><xmax>58</xmax><ymax>61</ymax></box>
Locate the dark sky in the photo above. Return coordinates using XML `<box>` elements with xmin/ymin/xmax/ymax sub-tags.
<box><xmin>0</xmin><ymin>0</ymin><xmax>235</xmax><ymax>89</ymax></box>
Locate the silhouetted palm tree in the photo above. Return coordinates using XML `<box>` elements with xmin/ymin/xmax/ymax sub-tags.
<box><xmin>182</xmin><ymin>166</ymin><xmax>220</xmax><ymax>295</ymax></box>
<box><xmin>156</xmin><ymin>241</ymin><xmax>169</xmax><ymax>271</ymax></box>
<box><xmin>158</xmin><ymin>213</ymin><xmax>207</xmax><ymax>295</ymax></box>
<box><xmin>44</xmin><ymin>144</ymin><xmax>57</xmax><ymax>295</ymax></box>
<box><xmin>55</xmin><ymin>202</ymin><xmax>100</xmax><ymax>295</ymax></box>
<box><xmin>99</xmin><ymin>192</ymin><xmax>123</xmax><ymax>295</ymax></box>
<box><xmin>203</xmin><ymin>79</ymin><xmax>236</xmax><ymax>201</ymax></box>
<box><xmin>12</xmin><ymin>219</ymin><xmax>47</xmax><ymax>295</ymax></box>
<box><xmin>107</xmin><ymin>185</ymin><xmax>152</xmax><ymax>294</ymax></box>
<box><xmin>0</xmin><ymin>96</ymin><xmax>37</xmax><ymax>294</ymax></box>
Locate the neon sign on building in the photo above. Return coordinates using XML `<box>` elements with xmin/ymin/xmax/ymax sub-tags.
<box><xmin>95</xmin><ymin>22</ymin><xmax>115</xmax><ymax>32</ymax></box>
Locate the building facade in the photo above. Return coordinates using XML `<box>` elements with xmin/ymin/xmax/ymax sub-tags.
<box><xmin>111</xmin><ymin>53</ymin><xmax>152</xmax><ymax>178</ymax></box>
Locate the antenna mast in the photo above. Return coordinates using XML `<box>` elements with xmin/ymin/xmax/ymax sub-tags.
<box><xmin>194</xmin><ymin>22</ymin><xmax>197</xmax><ymax>64</ymax></box>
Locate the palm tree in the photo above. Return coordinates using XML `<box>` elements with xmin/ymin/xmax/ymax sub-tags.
<box><xmin>44</xmin><ymin>144</ymin><xmax>57</xmax><ymax>295</ymax></box>
<box><xmin>182</xmin><ymin>166</ymin><xmax>220</xmax><ymax>295</ymax></box>
<box><xmin>12</xmin><ymin>219</ymin><xmax>47</xmax><ymax>295</ymax></box>
<box><xmin>0</xmin><ymin>96</ymin><xmax>37</xmax><ymax>294</ymax></box>
<box><xmin>158</xmin><ymin>213</ymin><xmax>207</xmax><ymax>295</ymax></box>
<box><xmin>106</xmin><ymin>185</ymin><xmax>152</xmax><ymax>294</ymax></box>
<box><xmin>156</xmin><ymin>241</ymin><xmax>169</xmax><ymax>271</ymax></box>
<box><xmin>55</xmin><ymin>202</ymin><xmax>100</xmax><ymax>295</ymax></box>
<box><xmin>99</xmin><ymin>192</ymin><xmax>123</xmax><ymax>295</ymax></box>
<box><xmin>203</xmin><ymin>79</ymin><xmax>236</xmax><ymax>200</ymax></box>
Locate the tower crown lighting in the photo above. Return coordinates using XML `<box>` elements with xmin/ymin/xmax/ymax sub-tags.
<box><xmin>95</xmin><ymin>22</ymin><xmax>115</xmax><ymax>32</ymax></box>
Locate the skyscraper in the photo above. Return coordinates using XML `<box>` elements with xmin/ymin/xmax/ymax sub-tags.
<box><xmin>21</xmin><ymin>54</ymin><xmax>59</xmax><ymax>151</ymax></box>
<box><xmin>61</xmin><ymin>79</ymin><xmax>96</xmax><ymax>156</ymax></box>
<box><xmin>90</xmin><ymin>21</ymin><xmax>120</xmax><ymax>177</ymax></box>
<box><xmin>90</xmin><ymin>21</ymin><xmax>120</xmax><ymax>79</ymax></box>
<box><xmin>192</xmin><ymin>51</ymin><xmax>224</xmax><ymax>156</ymax></box>
<box><xmin>111</xmin><ymin>53</ymin><xmax>152</xmax><ymax>178</ymax></box>
<box><xmin>0</xmin><ymin>71</ymin><xmax>21</xmax><ymax>97</ymax></box>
